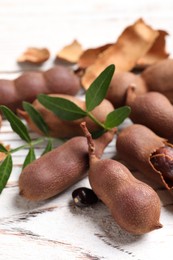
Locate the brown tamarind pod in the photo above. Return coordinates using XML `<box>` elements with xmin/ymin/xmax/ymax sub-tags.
<box><xmin>19</xmin><ymin>128</ymin><xmax>115</xmax><ymax>201</ymax></box>
<box><xmin>18</xmin><ymin>94</ymin><xmax>114</xmax><ymax>138</ymax></box>
<box><xmin>106</xmin><ymin>71</ymin><xmax>147</xmax><ymax>108</ymax></box>
<box><xmin>141</xmin><ymin>59</ymin><xmax>173</xmax><ymax>103</ymax></box>
<box><xmin>116</xmin><ymin>124</ymin><xmax>173</xmax><ymax>190</ymax></box>
<box><xmin>126</xmin><ymin>86</ymin><xmax>173</xmax><ymax>140</ymax></box>
<box><xmin>0</xmin><ymin>65</ymin><xmax>81</xmax><ymax>111</ymax></box>
<box><xmin>81</xmin><ymin>122</ymin><xmax>162</xmax><ymax>235</ymax></box>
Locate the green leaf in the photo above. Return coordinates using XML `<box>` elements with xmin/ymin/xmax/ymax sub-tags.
<box><xmin>22</xmin><ymin>147</ymin><xmax>36</xmax><ymax>169</ymax></box>
<box><xmin>91</xmin><ymin>129</ymin><xmax>107</xmax><ymax>139</ymax></box>
<box><xmin>0</xmin><ymin>106</ymin><xmax>31</xmax><ymax>143</ymax></box>
<box><xmin>0</xmin><ymin>144</ymin><xmax>8</xmax><ymax>153</ymax></box>
<box><xmin>0</xmin><ymin>154</ymin><xmax>13</xmax><ymax>193</ymax></box>
<box><xmin>104</xmin><ymin>106</ymin><xmax>131</xmax><ymax>129</ymax></box>
<box><xmin>41</xmin><ymin>139</ymin><xmax>53</xmax><ymax>156</ymax></box>
<box><xmin>86</xmin><ymin>64</ymin><xmax>115</xmax><ymax>112</ymax></box>
<box><xmin>23</xmin><ymin>101</ymin><xmax>49</xmax><ymax>135</ymax></box>
<box><xmin>38</xmin><ymin>94</ymin><xmax>87</xmax><ymax>121</ymax></box>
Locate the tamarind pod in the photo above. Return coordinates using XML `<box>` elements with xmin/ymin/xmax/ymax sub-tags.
<box><xmin>126</xmin><ymin>86</ymin><xmax>173</xmax><ymax>140</ymax></box>
<box><xmin>18</xmin><ymin>94</ymin><xmax>114</xmax><ymax>138</ymax></box>
<box><xmin>116</xmin><ymin>124</ymin><xmax>173</xmax><ymax>190</ymax></box>
<box><xmin>106</xmin><ymin>71</ymin><xmax>147</xmax><ymax>108</ymax></box>
<box><xmin>19</xmin><ymin>129</ymin><xmax>115</xmax><ymax>201</ymax></box>
<box><xmin>141</xmin><ymin>59</ymin><xmax>173</xmax><ymax>103</ymax></box>
<box><xmin>0</xmin><ymin>65</ymin><xmax>81</xmax><ymax>111</ymax></box>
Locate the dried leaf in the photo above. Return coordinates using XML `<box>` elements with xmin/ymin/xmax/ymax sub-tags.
<box><xmin>136</xmin><ymin>30</ymin><xmax>169</xmax><ymax>69</ymax></box>
<box><xmin>56</xmin><ymin>40</ymin><xmax>83</xmax><ymax>63</ymax></box>
<box><xmin>82</xmin><ymin>18</ymin><xmax>159</xmax><ymax>89</ymax></box>
<box><xmin>78</xmin><ymin>43</ymin><xmax>112</xmax><ymax>69</ymax></box>
<box><xmin>0</xmin><ymin>144</ymin><xmax>10</xmax><ymax>161</ymax></box>
<box><xmin>17</xmin><ymin>47</ymin><xmax>50</xmax><ymax>64</ymax></box>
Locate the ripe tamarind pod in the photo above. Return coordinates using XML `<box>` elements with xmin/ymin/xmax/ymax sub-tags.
<box><xmin>116</xmin><ymin>124</ymin><xmax>173</xmax><ymax>189</ymax></box>
<box><xmin>18</xmin><ymin>94</ymin><xmax>114</xmax><ymax>138</ymax></box>
<box><xmin>106</xmin><ymin>71</ymin><xmax>147</xmax><ymax>108</ymax></box>
<box><xmin>0</xmin><ymin>65</ymin><xmax>81</xmax><ymax>111</ymax></box>
<box><xmin>141</xmin><ymin>59</ymin><xmax>173</xmax><ymax>103</ymax></box>
<box><xmin>126</xmin><ymin>86</ymin><xmax>173</xmax><ymax>140</ymax></box>
<box><xmin>81</xmin><ymin>122</ymin><xmax>162</xmax><ymax>235</ymax></box>
<box><xmin>19</xmin><ymin>128</ymin><xmax>115</xmax><ymax>201</ymax></box>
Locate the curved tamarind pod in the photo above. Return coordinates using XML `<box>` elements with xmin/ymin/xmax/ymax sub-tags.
<box><xmin>106</xmin><ymin>71</ymin><xmax>147</xmax><ymax>108</ymax></box>
<box><xmin>126</xmin><ymin>86</ymin><xmax>173</xmax><ymax>140</ymax></box>
<box><xmin>19</xmin><ymin>129</ymin><xmax>115</xmax><ymax>201</ymax></box>
<box><xmin>116</xmin><ymin>124</ymin><xmax>173</xmax><ymax>190</ymax></box>
<box><xmin>81</xmin><ymin>122</ymin><xmax>162</xmax><ymax>235</ymax></box>
<box><xmin>0</xmin><ymin>65</ymin><xmax>81</xmax><ymax>111</ymax></box>
<box><xmin>141</xmin><ymin>59</ymin><xmax>173</xmax><ymax>103</ymax></box>
<box><xmin>18</xmin><ymin>94</ymin><xmax>114</xmax><ymax>138</ymax></box>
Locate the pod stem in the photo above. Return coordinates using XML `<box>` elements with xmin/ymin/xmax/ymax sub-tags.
<box><xmin>80</xmin><ymin>122</ymin><xmax>96</xmax><ymax>158</ymax></box>
<box><xmin>126</xmin><ymin>84</ymin><xmax>137</xmax><ymax>105</ymax></box>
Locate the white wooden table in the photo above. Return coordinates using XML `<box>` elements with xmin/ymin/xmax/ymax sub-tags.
<box><xmin>1</xmin><ymin>1</ymin><xmax>173</xmax><ymax>259</ymax></box>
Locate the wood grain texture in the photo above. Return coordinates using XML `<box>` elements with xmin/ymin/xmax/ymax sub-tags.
<box><xmin>0</xmin><ymin>0</ymin><xmax>173</xmax><ymax>259</ymax></box>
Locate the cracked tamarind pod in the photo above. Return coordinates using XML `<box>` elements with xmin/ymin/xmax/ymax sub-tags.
<box><xmin>116</xmin><ymin>124</ymin><xmax>173</xmax><ymax>190</ymax></box>
<box><xmin>81</xmin><ymin>122</ymin><xmax>162</xmax><ymax>235</ymax></box>
<box><xmin>126</xmin><ymin>85</ymin><xmax>173</xmax><ymax>141</ymax></box>
<box><xmin>141</xmin><ymin>59</ymin><xmax>173</xmax><ymax>103</ymax></box>
<box><xmin>18</xmin><ymin>94</ymin><xmax>114</xmax><ymax>138</ymax></box>
<box><xmin>19</xmin><ymin>128</ymin><xmax>115</xmax><ymax>201</ymax></box>
<box><xmin>0</xmin><ymin>65</ymin><xmax>81</xmax><ymax>111</ymax></box>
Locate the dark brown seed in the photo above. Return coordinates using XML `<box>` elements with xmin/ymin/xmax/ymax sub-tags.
<box><xmin>72</xmin><ymin>187</ymin><xmax>99</xmax><ymax>207</ymax></box>
<box><xmin>150</xmin><ymin>146</ymin><xmax>173</xmax><ymax>181</ymax></box>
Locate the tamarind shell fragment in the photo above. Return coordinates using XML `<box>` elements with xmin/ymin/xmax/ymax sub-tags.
<box><xmin>116</xmin><ymin>124</ymin><xmax>173</xmax><ymax>189</ymax></box>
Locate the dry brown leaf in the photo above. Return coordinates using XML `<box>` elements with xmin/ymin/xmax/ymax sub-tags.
<box><xmin>17</xmin><ymin>47</ymin><xmax>50</xmax><ymax>64</ymax></box>
<box><xmin>56</xmin><ymin>40</ymin><xmax>83</xmax><ymax>63</ymax></box>
<box><xmin>0</xmin><ymin>144</ymin><xmax>10</xmax><ymax>161</ymax></box>
<box><xmin>136</xmin><ymin>30</ymin><xmax>169</xmax><ymax>69</ymax></box>
<box><xmin>82</xmin><ymin>18</ymin><xmax>159</xmax><ymax>89</ymax></box>
<box><xmin>78</xmin><ymin>43</ymin><xmax>112</xmax><ymax>69</ymax></box>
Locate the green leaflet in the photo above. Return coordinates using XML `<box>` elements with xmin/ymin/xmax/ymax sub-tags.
<box><xmin>23</xmin><ymin>101</ymin><xmax>49</xmax><ymax>135</ymax></box>
<box><xmin>104</xmin><ymin>106</ymin><xmax>131</xmax><ymax>129</ymax></box>
<box><xmin>0</xmin><ymin>105</ymin><xmax>31</xmax><ymax>143</ymax></box>
<box><xmin>41</xmin><ymin>139</ymin><xmax>53</xmax><ymax>156</ymax></box>
<box><xmin>86</xmin><ymin>64</ymin><xmax>115</xmax><ymax>112</ymax></box>
<box><xmin>0</xmin><ymin>144</ymin><xmax>8</xmax><ymax>153</ymax></box>
<box><xmin>22</xmin><ymin>147</ymin><xmax>36</xmax><ymax>169</ymax></box>
<box><xmin>0</xmin><ymin>154</ymin><xmax>13</xmax><ymax>193</ymax></box>
<box><xmin>38</xmin><ymin>95</ymin><xmax>87</xmax><ymax>120</ymax></box>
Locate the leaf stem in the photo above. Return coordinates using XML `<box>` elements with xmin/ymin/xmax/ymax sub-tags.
<box><xmin>87</xmin><ymin>112</ymin><xmax>106</xmax><ymax>130</ymax></box>
<box><xmin>10</xmin><ymin>137</ymin><xmax>46</xmax><ymax>154</ymax></box>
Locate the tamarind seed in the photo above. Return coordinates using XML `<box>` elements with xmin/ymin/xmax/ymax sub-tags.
<box><xmin>150</xmin><ymin>146</ymin><xmax>173</xmax><ymax>181</ymax></box>
<box><xmin>72</xmin><ymin>187</ymin><xmax>99</xmax><ymax>207</ymax></box>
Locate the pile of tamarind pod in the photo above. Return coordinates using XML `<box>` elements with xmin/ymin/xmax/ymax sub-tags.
<box><xmin>0</xmin><ymin>65</ymin><xmax>80</xmax><ymax>111</ymax></box>
<box><xmin>116</xmin><ymin>124</ymin><xmax>173</xmax><ymax>191</ymax></box>
<box><xmin>18</xmin><ymin>94</ymin><xmax>114</xmax><ymax>138</ymax></box>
